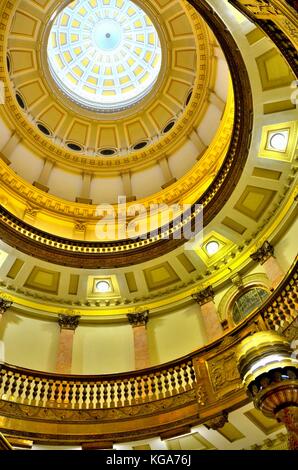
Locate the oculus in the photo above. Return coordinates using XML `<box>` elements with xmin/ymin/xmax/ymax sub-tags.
<box><xmin>47</xmin><ymin>0</ymin><xmax>162</xmax><ymax>112</ymax></box>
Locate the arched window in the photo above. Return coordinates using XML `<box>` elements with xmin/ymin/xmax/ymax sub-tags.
<box><xmin>232</xmin><ymin>287</ymin><xmax>269</xmax><ymax>325</ymax></box>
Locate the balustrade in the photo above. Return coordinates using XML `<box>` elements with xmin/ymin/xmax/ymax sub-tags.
<box><xmin>0</xmin><ymin>359</ymin><xmax>195</xmax><ymax>410</ymax></box>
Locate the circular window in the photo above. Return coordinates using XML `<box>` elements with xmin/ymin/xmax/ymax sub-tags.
<box><xmin>95</xmin><ymin>280</ymin><xmax>111</xmax><ymax>293</ymax></box>
<box><xmin>47</xmin><ymin>0</ymin><xmax>162</xmax><ymax>112</ymax></box>
<box><xmin>205</xmin><ymin>241</ymin><xmax>220</xmax><ymax>256</ymax></box>
<box><xmin>269</xmin><ymin>132</ymin><xmax>287</xmax><ymax>151</ymax></box>
<box><xmin>232</xmin><ymin>287</ymin><xmax>269</xmax><ymax>325</ymax></box>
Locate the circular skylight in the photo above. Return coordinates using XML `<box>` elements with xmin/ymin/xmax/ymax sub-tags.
<box><xmin>47</xmin><ymin>0</ymin><xmax>162</xmax><ymax>112</ymax></box>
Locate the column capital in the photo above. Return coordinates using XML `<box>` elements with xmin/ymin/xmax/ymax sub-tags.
<box><xmin>127</xmin><ymin>311</ymin><xmax>149</xmax><ymax>327</ymax></box>
<box><xmin>0</xmin><ymin>298</ymin><xmax>13</xmax><ymax>314</ymax></box>
<box><xmin>251</xmin><ymin>241</ymin><xmax>274</xmax><ymax>265</ymax></box>
<box><xmin>58</xmin><ymin>314</ymin><xmax>80</xmax><ymax>331</ymax></box>
<box><xmin>192</xmin><ymin>286</ymin><xmax>215</xmax><ymax>306</ymax></box>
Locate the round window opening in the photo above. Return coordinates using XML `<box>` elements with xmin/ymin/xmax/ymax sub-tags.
<box><xmin>95</xmin><ymin>280</ymin><xmax>111</xmax><ymax>293</ymax></box>
<box><xmin>47</xmin><ymin>0</ymin><xmax>162</xmax><ymax>112</ymax></box>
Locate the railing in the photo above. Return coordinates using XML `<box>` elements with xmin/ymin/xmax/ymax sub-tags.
<box><xmin>0</xmin><ymin>359</ymin><xmax>195</xmax><ymax>410</ymax></box>
<box><xmin>0</xmin><ymin>260</ymin><xmax>296</xmax><ymax>443</ymax></box>
<box><xmin>261</xmin><ymin>261</ymin><xmax>297</xmax><ymax>332</ymax></box>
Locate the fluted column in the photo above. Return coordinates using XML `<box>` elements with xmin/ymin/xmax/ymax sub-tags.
<box><xmin>188</xmin><ymin>128</ymin><xmax>207</xmax><ymax>159</ymax></box>
<box><xmin>127</xmin><ymin>311</ymin><xmax>150</xmax><ymax>370</ymax></box>
<box><xmin>0</xmin><ymin>132</ymin><xmax>21</xmax><ymax>165</ymax></box>
<box><xmin>121</xmin><ymin>172</ymin><xmax>136</xmax><ymax>202</ymax></box>
<box><xmin>159</xmin><ymin>156</ymin><xmax>177</xmax><ymax>189</ymax></box>
<box><xmin>0</xmin><ymin>298</ymin><xmax>12</xmax><ymax>323</ymax></box>
<box><xmin>56</xmin><ymin>315</ymin><xmax>80</xmax><ymax>374</ymax></box>
<box><xmin>76</xmin><ymin>172</ymin><xmax>92</xmax><ymax>204</ymax></box>
<box><xmin>33</xmin><ymin>158</ymin><xmax>54</xmax><ymax>193</ymax></box>
<box><xmin>208</xmin><ymin>90</ymin><xmax>226</xmax><ymax>113</ymax></box>
<box><xmin>192</xmin><ymin>287</ymin><xmax>223</xmax><ymax>342</ymax></box>
<box><xmin>251</xmin><ymin>241</ymin><xmax>284</xmax><ymax>289</ymax></box>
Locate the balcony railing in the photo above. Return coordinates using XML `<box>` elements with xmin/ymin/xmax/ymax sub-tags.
<box><xmin>0</xmin><ymin>358</ymin><xmax>195</xmax><ymax>411</ymax></box>
<box><xmin>0</xmin><ymin>259</ymin><xmax>296</xmax><ymax>444</ymax></box>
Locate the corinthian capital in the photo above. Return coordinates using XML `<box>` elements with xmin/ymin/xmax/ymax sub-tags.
<box><xmin>58</xmin><ymin>314</ymin><xmax>80</xmax><ymax>331</ymax></box>
<box><xmin>127</xmin><ymin>311</ymin><xmax>149</xmax><ymax>327</ymax></box>
<box><xmin>251</xmin><ymin>241</ymin><xmax>274</xmax><ymax>265</ymax></box>
<box><xmin>0</xmin><ymin>298</ymin><xmax>13</xmax><ymax>315</ymax></box>
<box><xmin>192</xmin><ymin>286</ymin><xmax>215</xmax><ymax>306</ymax></box>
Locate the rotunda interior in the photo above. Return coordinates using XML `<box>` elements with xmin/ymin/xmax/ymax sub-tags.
<box><xmin>0</xmin><ymin>0</ymin><xmax>297</xmax><ymax>452</ymax></box>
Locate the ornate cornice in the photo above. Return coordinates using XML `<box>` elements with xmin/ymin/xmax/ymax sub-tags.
<box><xmin>0</xmin><ymin>0</ymin><xmax>253</xmax><ymax>268</ymax></box>
<box><xmin>251</xmin><ymin>241</ymin><xmax>274</xmax><ymax>265</ymax></box>
<box><xmin>192</xmin><ymin>286</ymin><xmax>215</xmax><ymax>306</ymax></box>
<box><xmin>0</xmin><ymin>298</ymin><xmax>12</xmax><ymax>315</ymax></box>
<box><xmin>127</xmin><ymin>311</ymin><xmax>149</xmax><ymax>327</ymax></box>
<box><xmin>204</xmin><ymin>411</ymin><xmax>229</xmax><ymax>430</ymax></box>
<box><xmin>228</xmin><ymin>0</ymin><xmax>298</xmax><ymax>74</ymax></box>
<box><xmin>58</xmin><ymin>314</ymin><xmax>80</xmax><ymax>331</ymax></box>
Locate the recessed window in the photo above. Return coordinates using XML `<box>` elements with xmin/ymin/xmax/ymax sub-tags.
<box><xmin>163</xmin><ymin>120</ymin><xmax>175</xmax><ymax>134</ymax></box>
<box><xmin>185</xmin><ymin>89</ymin><xmax>193</xmax><ymax>106</ymax></box>
<box><xmin>37</xmin><ymin>123</ymin><xmax>51</xmax><ymax>136</ymax></box>
<box><xmin>16</xmin><ymin>92</ymin><xmax>25</xmax><ymax>110</ymax></box>
<box><xmin>95</xmin><ymin>280</ymin><xmax>112</xmax><ymax>293</ymax></box>
<box><xmin>267</xmin><ymin>130</ymin><xmax>289</xmax><ymax>152</ymax></box>
<box><xmin>67</xmin><ymin>142</ymin><xmax>83</xmax><ymax>152</ymax></box>
<box><xmin>205</xmin><ymin>241</ymin><xmax>220</xmax><ymax>256</ymax></box>
<box><xmin>6</xmin><ymin>54</ymin><xmax>11</xmax><ymax>73</ymax></box>
<box><xmin>47</xmin><ymin>0</ymin><xmax>162</xmax><ymax>112</ymax></box>
<box><xmin>99</xmin><ymin>148</ymin><xmax>117</xmax><ymax>156</ymax></box>
<box><xmin>232</xmin><ymin>287</ymin><xmax>269</xmax><ymax>325</ymax></box>
<box><xmin>133</xmin><ymin>140</ymin><xmax>148</xmax><ymax>150</ymax></box>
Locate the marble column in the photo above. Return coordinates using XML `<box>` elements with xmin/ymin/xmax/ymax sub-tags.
<box><xmin>192</xmin><ymin>286</ymin><xmax>223</xmax><ymax>342</ymax></box>
<box><xmin>0</xmin><ymin>298</ymin><xmax>13</xmax><ymax>323</ymax></box>
<box><xmin>56</xmin><ymin>314</ymin><xmax>80</xmax><ymax>374</ymax></box>
<box><xmin>127</xmin><ymin>311</ymin><xmax>150</xmax><ymax>370</ymax></box>
<box><xmin>251</xmin><ymin>241</ymin><xmax>284</xmax><ymax>289</ymax></box>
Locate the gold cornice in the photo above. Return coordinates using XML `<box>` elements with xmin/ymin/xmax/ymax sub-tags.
<box><xmin>0</xmin><ymin>185</ymin><xmax>296</xmax><ymax>317</ymax></box>
<box><xmin>0</xmin><ymin>85</ymin><xmax>234</xmax><ymax>232</ymax></box>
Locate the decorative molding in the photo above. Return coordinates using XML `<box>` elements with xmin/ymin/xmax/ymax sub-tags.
<box><xmin>230</xmin><ymin>273</ymin><xmax>244</xmax><ymax>290</ymax></box>
<box><xmin>192</xmin><ymin>286</ymin><xmax>215</xmax><ymax>306</ymax></box>
<box><xmin>0</xmin><ymin>0</ymin><xmax>253</xmax><ymax>269</ymax></box>
<box><xmin>251</xmin><ymin>241</ymin><xmax>274</xmax><ymax>265</ymax></box>
<box><xmin>58</xmin><ymin>314</ymin><xmax>80</xmax><ymax>331</ymax></box>
<box><xmin>204</xmin><ymin>411</ymin><xmax>229</xmax><ymax>430</ymax></box>
<box><xmin>127</xmin><ymin>311</ymin><xmax>149</xmax><ymax>327</ymax></box>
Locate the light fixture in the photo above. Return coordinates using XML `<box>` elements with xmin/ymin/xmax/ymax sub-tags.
<box><xmin>267</xmin><ymin>130</ymin><xmax>289</xmax><ymax>152</ymax></box>
<box><xmin>205</xmin><ymin>241</ymin><xmax>220</xmax><ymax>256</ymax></box>
<box><xmin>95</xmin><ymin>280</ymin><xmax>111</xmax><ymax>293</ymax></box>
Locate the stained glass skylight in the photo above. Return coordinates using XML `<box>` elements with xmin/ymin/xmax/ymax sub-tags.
<box><xmin>47</xmin><ymin>0</ymin><xmax>162</xmax><ymax>112</ymax></box>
